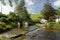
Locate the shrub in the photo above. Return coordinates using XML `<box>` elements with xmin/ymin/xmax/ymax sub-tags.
<box><xmin>45</xmin><ymin>22</ymin><xmax>56</xmax><ymax>33</ymax></box>
<box><xmin>6</xmin><ymin>25</ymin><xmax>12</xmax><ymax>29</ymax></box>
<box><xmin>0</xmin><ymin>22</ymin><xmax>6</xmax><ymax>30</ymax></box>
<box><xmin>0</xmin><ymin>35</ymin><xmax>10</xmax><ymax>40</ymax></box>
<box><xmin>53</xmin><ymin>22</ymin><xmax>60</xmax><ymax>30</ymax></box>
<box><xmin>35</xmin><ymin>23</ymin><xmax>41</xmax><ymax>28</ymax></box>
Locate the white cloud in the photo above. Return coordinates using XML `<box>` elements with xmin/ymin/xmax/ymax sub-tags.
<box><xmin>25</xmin><ymin>0</ymin><xmax>34</xmax><ymax>6</ymax></box>
<box><xmin>0</xmin><ymin>0</ymin><xmax>34</xmax><ymax>14</ymax></box>
<box><xmin>0</xmin><ymin>2</ymin><xmax>14</xmax><ymax>14</ymax></box>
<box><xmin>53</xmin><ymin>0</ymin><xmax>60</xmax><ymax>7</ymax></box>
<box><xmin>2</xmin><ymin>5</ymin><xmax>14</xmax><ymax>14</ymax></box>
<box><xmin>0</xmin><ymin>5</ymin><xmax>14</xmax><ymax>14</ymax></box>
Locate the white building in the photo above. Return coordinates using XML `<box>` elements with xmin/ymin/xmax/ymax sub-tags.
<box><xmin>55</xmin><ymin>18</ymin><xmax>60</xmax><ymax>22</ymax></box>
<box><xmin>55</xmin><ymin>15</ymin><xmax>60</xmax><ymax>22</ymax></box>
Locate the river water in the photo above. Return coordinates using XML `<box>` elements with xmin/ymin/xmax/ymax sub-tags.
<box><xmin>0</xmin><ymin>26</ymin><xmax>60</xmax><ymax>40</ymax></box>
<box><xmin>25</xmin><ymin>26</ymin><xmax>60</xmax><ymax>40</ymax></box>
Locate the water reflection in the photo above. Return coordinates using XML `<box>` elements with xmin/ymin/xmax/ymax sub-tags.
<box><xmin>25</xmin><ymin>26</ymin><xmax>60</xmax><ymax>40</ymax></box>
<box><xmin>45</xmin><ymin>32</ymin><xmax>57</xmax><ymax>40</ymax></box>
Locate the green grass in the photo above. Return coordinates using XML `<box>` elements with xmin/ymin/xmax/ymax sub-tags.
<box><xmin>30</xmin><ymin>14</ymin><xmax>42</xmax><ymax>20</ymax></box>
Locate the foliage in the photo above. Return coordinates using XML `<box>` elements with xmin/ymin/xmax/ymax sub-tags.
<box><xmin>47</xmin><ymin>22</ymin><xmax>60</xmax><ymax>30</ymax></box>
<box><xmin>0</xmin><ymin>12</ymin><xmax>18</xmax><ymax>32</ymax></box>
<box><xmin>47</xmin><ymin>22</ymin><xmax>56</xmax><ymax>28</ymax></box>
<box><xmin>0</xmin><ymin>0</ymin><xmax>6</xmax><ymax>5</ymax></box>
<box><xmin>41</xmin><ymin>3</ymin><xmax>57</xmax><ymax>20</ymax></box>
<box><xmin>8</xmin><ymin>12</ymin><xmax>17</xmax><ymax>21</ymax></box>
<box><xmin>22</xmin><ymin>7</ymin><xmax>30</xmax><ymax>20</ymax></box>
<box><xmin>0</xmin><ymin>35</ymin><xmax>10</xmax><ymax>40</ymax></box>
<box><xmin>56</xmin><ymin>8</ymin><xmax>60</xmax><ymax>15</ymax></box>
<box><xmin>53</xmin><ymin>22</ymin><xmax>60</xmax><ymax>30</ymax></box>
<box><xmin>0</xmin><ymin>0</ymin><xmax>19</xmax><ymax>7</ymax></box>
<box><xmin>0</xmin><ymin>22</ymin><xmax>6</xmax><ymax>30</ymax></box>
<box><xmin>8</xmin><ymin>0</ymin><xmax>12</xmax><ymax>6</ymax></box>
<box><xmin>0</xmin><ymin>11</ymin><xmax>30</xmax><ymax>31</ymax></box>
<box><xmin>15</xmin><ymin>0</ymin><xmax>25</xmax><ymax>13</ymax></box>
<box><xmin>35</xmin><ymin>23</ymin><xmax>41</xmax><ymax>28</ymax></box>
<box><xmin>16</xmin><ymin>0</ymin><xmax>30</xmax><ymax>20</ymax></box>
<box><xmin>17</xmin><ymin>7</ymin><xmax>30</xmax><ymax>20</ymax></box>
<box><xmin>45</xmin><ymin>22</ymin><xmax>56</xmax><ymax>33</ymax></box>
<box><xmin>6</xmin><ymin>25</ymin><xmax>12</xmax><ymax>29</ymax></box>
<box><xmin>0</xmin><ymin>0</ymin><xmax>30</xmax><ymax>29</ymax></box>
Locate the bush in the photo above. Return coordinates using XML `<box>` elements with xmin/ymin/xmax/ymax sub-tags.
<box><xmin>0</xmin><ymin>35</ymin><xmax>10</xmax><ymax>40</ymax></box>
<box><xmin>6</xmin><ymin>25</ymin><xmax>12</xmax><ymax>29</ymax></box>
<box><xmin>47</xmin><ymin>22</ymin><xmax>56</xmax><ymax>28</ymax></box>
<box><xmin>53</xmin><ymin>22</ymin><xmax>60</xmax><ymax>30</ymax></box>
<box><xmin>45</xmin><ymin>22</ymin><xmax>56</xmax><ymax>33</ymax></box>
<box><xmin>35</xmin><ymin>23</ymin><xmax>41</xmax><ymax>28</ymax></box>
<box><xmin>0</xmin><ymin>22</ymin><xmax>6</xmax><ymax>30</ymax></box>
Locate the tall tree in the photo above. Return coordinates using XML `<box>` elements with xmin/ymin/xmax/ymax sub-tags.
<box><xmin>56</xmin><ymin>8</ymin><xmax>60</xmax><ymax>15</ymax></box>
<box><xmin>0</xmin><ymin>0</ymin><xmax>30</xmax><ymax>20</ymax></box>
<box><xmin>41</xmin><ymin>0</ymin><xmax>57</xmax><ymax>21</ymax></box>
<box><xmin>16</xmin><ymin>0</ymin><xmax>30</xmax><ymax>20</ymax></box>
<box><xmin>15</xmin><ymin>0</ymin><xmax>30</xmax><ymax>28</ymax></box>
<box><xmin>15</xmin><ymin>0</ymin><xmax>25</xmax><ymax>14</ymax></box>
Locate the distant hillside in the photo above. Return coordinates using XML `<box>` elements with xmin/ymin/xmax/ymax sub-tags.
<box><xmin>30</xmin><ymin>14</ymin><xmax>42</xmax><ymax>20</ymax></box>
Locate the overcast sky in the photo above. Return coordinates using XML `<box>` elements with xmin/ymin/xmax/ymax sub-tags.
<box><xmin>0</xmin><ymin>0</ymin><xmax>60</xmax><ymax>14</ymax></box>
